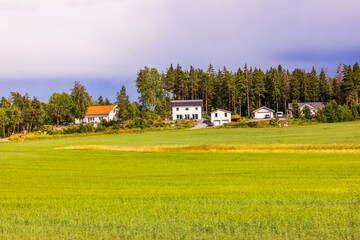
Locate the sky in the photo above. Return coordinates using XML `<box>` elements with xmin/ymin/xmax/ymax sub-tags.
<box><xmin>1</xmin><ymin>0</ymin><xmax>360</xmax><ymax>102</ymax></box>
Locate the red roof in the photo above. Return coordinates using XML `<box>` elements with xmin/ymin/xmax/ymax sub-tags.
<box><xmin>86</xmin><ymin>105</ymin><xmax>116</xmax><ymax>115</ymax></box>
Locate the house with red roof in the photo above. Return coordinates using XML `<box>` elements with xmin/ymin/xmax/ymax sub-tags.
<box><xmin>75</xmin><ymin>105</ymin><xmax>118</xmax><ymax>124</ymax></box>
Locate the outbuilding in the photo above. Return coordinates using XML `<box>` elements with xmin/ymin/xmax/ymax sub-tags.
<box><xmin>211</xmin><ymin>108</ymin><xmax>232</xmax><ymax>126</ymax></box>
<box><xmin>253</xmin><ymin>106</ymin><xmax>275</xmax><ymax>119</ymax></box>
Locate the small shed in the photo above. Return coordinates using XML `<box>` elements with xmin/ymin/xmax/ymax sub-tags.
<box><xmin>211</xmin><ymin>109</ymin><xmax>232</xmax><ymax>126</ymax></box>
<box><xmin>253</xmin><ymin>106</ymin><xmax>275</xmax><ymax>119</ymax></box>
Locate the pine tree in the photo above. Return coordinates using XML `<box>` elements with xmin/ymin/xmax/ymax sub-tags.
<box><xmin>116</xmin><ymin>85</ymin><xmax>130</xmax><ymax>125</ymax></box>
<box><xmin>319</xmin><ymin>68</ymin><xmax>330</xmax><ymax>102</ymax></box>
<box><xmin>353</xmin><ymin>62</ymin><xmax>360</xmax><ymax>103</ymax></box>
<box><xmin>235</xmin><ymin>68</ymin><xmax>246</xmax><ymax>116</ymax></box>
<box><xmin>342</xmin><ymin>65</ymin><xmax>356</xmax><ymax>104</ymax></box>
<box><xmin>253</xmin><ymin>68</ymin><xmax>266</xmax><ymax>108</ymax></box>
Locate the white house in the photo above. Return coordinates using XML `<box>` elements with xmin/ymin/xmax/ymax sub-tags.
<box><xmin>75</xmin><ymin>105</ymin><xmax>117</xmax><ymax>124</ymax></box>
<box><xmin>171</xmin><ymin>100</ymin><xmax>202</xmax><ymax>120</ymax></box>
<box><xmin>211</xmin><ymin>109</ymin><xmax>232</xmax><ymax>126</ymax></box>
<box><xmin>288</xmin><ymin>102</ymin><xmax>327</xmax><ymax>116</ymax></box>
<box><xmin>253</xmin><ymin>106</ymin><xmax>275</xmax><ymax>119</ymax></box>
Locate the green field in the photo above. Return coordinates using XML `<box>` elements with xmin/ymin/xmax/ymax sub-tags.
<box><xmin>1</xmin><ymin>122</ymin><xmax>360</xmax><ymax>239</ymax></box>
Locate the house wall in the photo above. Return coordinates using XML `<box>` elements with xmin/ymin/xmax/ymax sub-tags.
<box><xmin>211</xmin><ymin>110</ymin><xmax>231</xmax><ymax>126</ymax></box>
<box><xmin>172</xmin><ymin>106</ymin><xmax>202</xmax><ymax>120</ymax></box>
<box><xmin>75</xmin><ymin>108</ymin><xmax>118</xmax><ymax>124</ymax></box>
<box><xmin>254</xmin><ymin>111</ymin><xmax>274</xmax><ymax>119</ymax></box>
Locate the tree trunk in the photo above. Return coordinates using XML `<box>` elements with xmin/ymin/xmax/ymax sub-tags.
<box><xmin>258</xmin><ymin>93</ymin><xmax>261</xmax><ymax>108</ymax></box>
<box><xmin>205</xmin><ymin>86</ymin><xmax>208</xmax><ymax>113</ymax></box>
<box><xmin>239</xmin><ymin>96</ymin><xmax>242</xmax><ymax>117</ymax></box>
<box><xmin>247</xmin><ymin>88</ymin><xmax>250</xmax><ymax>117</ymax></box>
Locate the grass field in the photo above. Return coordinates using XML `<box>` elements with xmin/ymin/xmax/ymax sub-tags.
<box><xmin>1</xmin><ymin>122</ymin><xmax>360</xmax><ymax>239</ymax></box>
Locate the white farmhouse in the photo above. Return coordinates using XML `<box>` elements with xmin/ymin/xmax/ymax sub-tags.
<box><xmin>75</xmin><ymin>105</ymin><xmax>117</xmax><ymax>124</ymax></box>
<box><xmin>211</xmin><ymin>109</ymin><xmax>232</xmax><ymax>126</ymax></box>
<box><xmin>171</xmin><ymin>100</ymin><xmax>203</xmax><ymax>120</ymax></box>
<box><xmin>287</xmin><ymin>102</ymin><xmax>327</xmax><ymax>116</ymax></box>
<box><xmin>253</xmin><ymin>106</ymin><xmax>275</xmax><ymax>119</ymax></box>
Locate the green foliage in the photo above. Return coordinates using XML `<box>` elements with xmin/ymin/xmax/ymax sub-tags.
<box><xmin>291</xmin><ymin>100</ymin><xmax>301</xmax><ymax>118</ymax></box>
<box><xmin>128</xmin><ymin>117</ymin><xmax>151</xmax><ymax>129</ymax></box>
<box><xmin>116</xmin><ymin>85</ymin><xmax>130</xmax><ymax>123</ymax></box>
<box><xmin>269</xmin><ymin>118</ymin><xmax>278</xmax><ymax>126</ymax></box>
<box><xmin>47</xmin><ymin>92</ymin><xmax>74</xmax><ymax>125</ymax></box>
<box><xmin>70</xmin><ymin>81</ymin><xmax>91</xmax><ymax>120</ymax></box>
<box><xmin>302</xmin><ymin>105</ymin><xmax>313</xmax><ymax>120</ymax></box>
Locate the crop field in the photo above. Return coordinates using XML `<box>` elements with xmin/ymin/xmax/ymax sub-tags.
<box><xmin>1</xmin><ymin>121</ymin><xmax>360</xmax><ymax>239</ymax></box>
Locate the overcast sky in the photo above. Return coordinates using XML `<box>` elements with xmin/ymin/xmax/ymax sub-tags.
<box><xmin>1</xmin><ymin>0</ymin><xmax>360</xmax><ymax>102</ymax></box>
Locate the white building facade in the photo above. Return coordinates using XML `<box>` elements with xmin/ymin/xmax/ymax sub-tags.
<box><xmin>287</xmin><ymin>102</ymin><xmax>327</xmax><ymax>116</ymax></box>
<box><xmin>211</xmin><ymin>109</ymin><xmax>232</xmax><ymax>126</ymax></box>
<box><xmin>253</xmin><ymin>106</ymin><xmax>275</xmax><ymax>119</ymax></box>
<box><xmin>75</xmin><ymin>105</ymin><xmax>117</xmax><ymax>124</ymax></box>
<box><xmin>171</xmin><ymin>100</ymin><xmax>203</xmax><ymax>120</ymax></box>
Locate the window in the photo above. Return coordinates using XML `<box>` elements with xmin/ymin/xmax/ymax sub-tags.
<box><xmin>195</xmin><ymin>107</ymin><xmax>198</xmax><ymax>110</ymax></box>
<box><xmin>99</xmin><ymin>117</ymin><xmax>103</xmax><ymax>120</ymax></box>
<box><xmin>177</xmin><ymin>115</ymin><xmax>183</xmax><ymax>120</ymax></box>
<box><xmin>176</xmin><ymin>108</ymin><xmax>179</xmax><ymax>111</ymax></box>
<box><xmin>192</xmin><ymin>114</ymin><xmax>198</xmax><ymax>119</ymax></box>
<box><xmin>185</xmin><ymin>107</ymin><xmax>189</xmax><ymax>111</ymax></box>
<box><xmin>185</xmin><ymin>114</ymin><xmax>190</xmax><ymax>119</ymax></box>
<box><xmin>225</xmin><ymin>113</ymin><xmax>227</xmax><ymax>117</ymax></box>
<box><xmin>215</xmin><ymin>113</ymin><xmax>218</xmax><ymax>117</ymax></box>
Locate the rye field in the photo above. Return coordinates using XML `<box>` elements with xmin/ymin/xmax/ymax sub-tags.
<box><xmin>1</xmin><ymin>122</ymin><xmax>360</xmax><ymax>239</ymax></box>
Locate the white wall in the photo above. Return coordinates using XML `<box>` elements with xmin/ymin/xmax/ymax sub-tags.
<box><xmin>211</xmin><ymin>110</ymin><xmax>231</xmax><ymax>126</ymax></box>
<box><xmin>254</xmin><ymin>111</ymin><xmax>274</xmax><ymax>119</ymax></box>
<box><xmin>75</xmin><ymin>108</ymin><xmax>117</xmax><ymax>124</ymax></box>
<box><xmin>172</xmin><ymin>106</ymin><xmax>202</xmax><ymax>120</ymax></box>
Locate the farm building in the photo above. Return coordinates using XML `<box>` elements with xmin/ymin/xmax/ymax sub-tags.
<box><xmin>253</xmin><ymin>106</ymin><xmax>275</xmax><ymax>119</ymax></box>
<box><xmin>75</xmin><ymin>105</ymin><xmax>117</xmax><ymax>124</ymax></box>
<box><xmin>287</xmin><ymin>102</ymin><xmax>327</xmax><ymax>116</ymax></box>
<box><xmin>171</xmin><ymin>100</ymin><xmax>203</xmax><ymax>120</ymax></box>
<box><xmin>211</xmin><ymin>109</ymin><xmax>232</xmax><ymax>126</ymax></box>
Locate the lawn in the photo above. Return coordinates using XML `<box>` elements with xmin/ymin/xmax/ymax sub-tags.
<box><xmin>1</xmin><ymin>122</ymin><xmax>360</xmax><ymax>239</ymax></box>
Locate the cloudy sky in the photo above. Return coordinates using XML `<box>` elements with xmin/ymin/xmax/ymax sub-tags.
<box><xmin>1</xmin><ymin>0</ymin><xmax>360</xmax><ymax>102</ymax></box>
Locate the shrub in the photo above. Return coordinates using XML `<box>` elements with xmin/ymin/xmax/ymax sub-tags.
<box><xmin>128</xmin><ymin>118</ymin><xmax>151</xmax><ymax>129</ymax></box>
<box><xmin>155</xmin><ymin>122</ymin><xmax>166</xmax><ymax>128</ymax></box>
<box><xmin>79</xmin><ymin>123</ymin><xmax>94</xmax><ymax>133</ymax></box>
<box><xmin>302</xmin><ymin>105</ymin><xmax>312</xmax><ymax>120</ymax></box>
<box><xmin>95</xmin><ymin>126</ymin><xmax>106</xmax><ymax>132</ymax></box>
<box><xmin>0</xmin><ymin>127</ymin><xmax>5</xmax><ymax>138</ymax></box>
<box><xmin>269</xmin><ymin>118</ymin><xmax>278</xmax><ymax>126</ymax></box>
<box><xmin>291</xmin><ymin>100</ymin><xmax>301</xmax><ymax>118</ymax></box>
<box><xmin>62</xmin><ymin>126</ymin><xmax>79</xmax><ymax>134</ymax></box>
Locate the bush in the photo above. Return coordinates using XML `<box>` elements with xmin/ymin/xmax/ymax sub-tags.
<box><xmin>269</xmin><ymin>118</ymin><xmax>278</xmax><ymax>126</ymax></box>
<box><xmin>79</xmin><ymin>123</ymin><xmax>95</xmax><ymax>133</ymax></box>
<box><xmin>62</xmin><ymin>126</ymin><xmax>79</xmax><ymax>134</ymax></box>
<box><xmin>155</xmin><ymin>122</ymin><xmax>166</xmax><ymax>128</ymax></box>
<box><xmin>302</xmin><ymin>105</ymin><xmax>312</xmax><ymax>120</ymax></box>
<box><xmin>95</xmin><ymin>126</ymin><xmax>106</xmax><ymax>132</ymax></box>
<box><xmin>128</xmin><ymin>118</ymin><xmax>151</xmax><ymax>129</ymax></box>
<box><xmin>291</xmin><ymin>100</ymin><xmax>301</xmax><ymax>118</ymax></box>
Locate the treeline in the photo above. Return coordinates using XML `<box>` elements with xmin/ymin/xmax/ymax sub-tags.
<box><xmin>0</xmin><ymin>82</ymin><xmax>151</xmax><ymax>138</ymax></box>
<box><xmin>135</xmin><ymin>63</ymin><xmax>360</xmax><ymax>116</ymax></box>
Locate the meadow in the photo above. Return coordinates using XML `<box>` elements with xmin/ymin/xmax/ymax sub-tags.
<box><xmin>1</xmin><ymin>121</ymin><xmax>360</xmax><ymax>239</ymax></box>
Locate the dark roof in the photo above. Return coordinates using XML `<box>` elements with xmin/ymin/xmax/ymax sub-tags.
<box><xmin>288</xmin><ymin>102</ymin><xmax>327</xmax><ymax>109</ymax></box>
<box><xmin>211</xmin><ymin>108</ymin><xmax>232</xmax><ymax>113</ymax></box>
<box><xmin>252</xmin><ymin>106</ymin><xmax>275</xmax><ymax>113</ymax></box>
<box><xmin>171</xmin><ymin>100</ymin><xmax>203</xmax><ymax>107</ymax></box>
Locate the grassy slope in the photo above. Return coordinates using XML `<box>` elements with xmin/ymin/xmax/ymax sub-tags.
<box><xmin>1</xmin><ymin>122</ymin><xmax>360</xmax><ymax>239</ymax></box>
